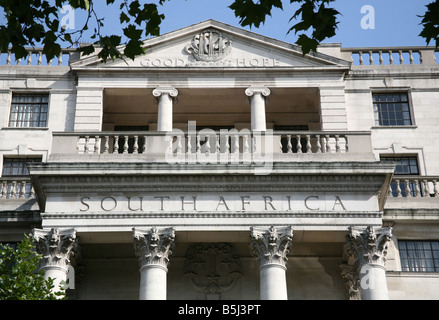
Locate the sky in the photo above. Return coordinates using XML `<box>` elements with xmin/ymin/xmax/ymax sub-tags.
<box><xmin>0</xmin><ymin>1</ymin><xmax>434</xmax><ymax>48</ymax></box>
<box><xmin>81</xmin><ymin>0</ymin><xmax>434</xmax><ymax>48</ymax></box>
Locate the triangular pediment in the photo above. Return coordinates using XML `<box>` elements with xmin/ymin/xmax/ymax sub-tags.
<box><xmin>72</xmin><ymin>20</ymin><xmax>350</xmax><ymax>70</ymax></box>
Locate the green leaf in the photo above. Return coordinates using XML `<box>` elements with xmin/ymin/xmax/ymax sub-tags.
<box><xmin>77</xmin><ymin>44</ymin><xmax>96</xmax><ymax>56</ymax></box>
<box><xmin>296</xmin><ymin>34</ymin><xmax>319</xmax><ymax>55</ymax></box>
<box><xmin>120</xmin><ymin>12</ymin><xmax>130</xmax><ymax>24</ymax></box>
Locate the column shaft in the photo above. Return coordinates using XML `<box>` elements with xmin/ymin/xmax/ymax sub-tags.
<box><xmin>139</xmin><ymin>265</ymin><xmax>168</xmax><ymax>300</ymax></box>
<box><xmin>157</xmin><ymin>94</ymin><xmax>173</xmax><ymax>131</ymax></box>
<box><xmin>359</xmin><ymin>264</ymin><xmax>389</xmax><ymax>300</ymax></box>
<box><xmin>246</xmin><ymin>87</ymin><xmax>270</xmax><ymax>131</ymax></box>
<box><xmin>42</xmin><ymin>266</ymin><xmax>69</xmax><ymax>293</ymax></box>
<box><xmin>260</xmin><ymin>264</ymin><xmax>288</xmax><ymax>300</ymax></box>
<box><xmin>251</xmin><ymin>92</ymin><xmax>267</xmax><ymax>131</ymax></box>
<box><xmin>153</xmin><ymin>88</ymin><xmax>178</xmax><ymax>132</ymax></box>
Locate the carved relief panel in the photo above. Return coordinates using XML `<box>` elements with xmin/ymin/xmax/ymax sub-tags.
<box><xmin>185</xmin><ymin>28</ymin><xmax>232</xmax><ymax>62</ymax></box>
<box><xmin>184</xmin><ymin>243</ymin><xmax>243</xmax><ymax>300</ymax></box>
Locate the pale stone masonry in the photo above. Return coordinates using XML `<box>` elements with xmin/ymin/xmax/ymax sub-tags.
<box><xmin>0</xmin><ymin>20</ymin><xmax>438</xmax><ymax>300</ymax></box>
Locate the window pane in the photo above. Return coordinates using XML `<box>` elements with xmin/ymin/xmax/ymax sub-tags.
<box><xmin>9</xmin><ymin>93</ymin><xmax>49</xmax><ymax>128</ymax></box>
<box><xmin>373</xmin><ymin>92</ymin><xmax>412</xmax><ymax>126</ymax></box>
<box><xmin>381</xmin><ymin>156</ymin><xmax>419</xmax><ymax>175</ymax></box>
<box><xmin>399</xmin><ymin>240</ymin><xmax>439</xmax><ymax>272</ymax></box>
<box><xmin>2</xmin><ymin>158</ymin><xmax>42</xmax><ymax>176</ymax></box>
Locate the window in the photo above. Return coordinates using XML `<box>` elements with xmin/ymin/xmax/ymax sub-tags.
<box><xmin>9</xmin><ymin>94</ymin><xmax>49</xmax><ymax>128</ymax></box>
<box><xmin>381</xmin><ymin>156</ymin><xmax>420</xmax><ymax>197</ymax></box>
<box><xmin>381</xmin><ymin>156</ymin><xmax>419</xmax><ymax>175</ymax></box>
<box><xmin>2</xmin><ymin>157</ymin><xmax>41</xmax><ymax>176</ymax></box>
<box><xmin>399</xmin><ymin>240</ymin><xmax>439</xmax><ymax>272</ymax></box>
<box><xmin>373</xmin><ymin>92</ymin><xmax>412</xmax><ymax>126</ymax></box>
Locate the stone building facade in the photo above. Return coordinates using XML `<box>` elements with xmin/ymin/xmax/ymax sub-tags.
<box><xmin>1</xmin><ymin>20</ymin><xmax>438</xmax><ymax>300</ymax></box>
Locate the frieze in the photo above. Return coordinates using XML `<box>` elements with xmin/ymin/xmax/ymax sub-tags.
<box><xmin>140</xmin><ymin>57</ymin><xmax>281</xmax><ymax>68</ymax></box>
<box><xmin>75</xmin><ymin>194</ymin><xmax>350</xmax><ymax>213</ymax></box>
<box><xmin>38</xmin><ymin>174</ymin><xmax>385</xmax><ymax>194</ymax></box>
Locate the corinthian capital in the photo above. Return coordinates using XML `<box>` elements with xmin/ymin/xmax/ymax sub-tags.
<box><xmin>345</xmin><ymin>226</ymin><xmax>392</xmax><ymax>268</ymax></box>
<box><xmin>250</xmin><ymin>226</ymin><xmax>293</xmax><ymax>269</ymax></box>
<box><xmin>133</xmin><ymin>227</ymin><xmax>175</xmax><ymax>270</ymax></box>
<box><xmin>339</xmin><ymin>264</ymin><xmax>361</xmax><ymax>300</ymax></box>
<box><xmin>32</xmin><ymin>228</ymin><xmax>78</xmax><ymax>270</ymax></box>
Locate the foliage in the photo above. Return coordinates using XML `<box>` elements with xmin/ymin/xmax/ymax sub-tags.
<box><xmin>0</xmin><ymin>234</ymin><xmax>64</xmax><ymax>300</ymax></box>
<box><xmin>231</xmin><ymin>0</ymin><xmax>340</xmax><ymax>55</ymax></box>
<box><xmin>0</xmin><ymin>0</ymin><xmax>437</xmax><ymax>63</ymax></box>
<box><xmin>419</xmin><ymin>0</ymin><xmax>439</xmax><ymax>47</ymax></box>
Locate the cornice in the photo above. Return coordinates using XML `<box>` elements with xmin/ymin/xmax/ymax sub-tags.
<box><xmin>35</xmin><ymin>174</ymin><xmax>385</xmax><ymax>194</ymax></box>
<box><xmin>28</xmin><ymin>161</ymin><xmax>396</xmax><ymax>176</ymax></box>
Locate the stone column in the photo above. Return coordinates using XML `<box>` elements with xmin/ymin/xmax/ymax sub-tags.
<box><xmin>250</xmin><ymin>226</ymin><xmax>293</xmax><ymax>300</ymax></box>
<box><xmin>344</xmin><ymin>226</ymin><xmax>392</xmax><ymax>300</ymax></box>
<box><xmin>153</xmin><ymin>87</ymin><xmax>178</xmax><ymax>132</ymax></box>
<box><xmin>32</xmin><ymin>228</ymin><xmax>78</xmax><ymax>295</ymax></box>
<box><xmin>245</xmin><ymin>87</ymin><xmax>270</xmax><ymax>131</ymax></box>
<box><xmin>133</xmin><ymin>227</ymin><xmax>175</xmax><ymax>300</ymax></box>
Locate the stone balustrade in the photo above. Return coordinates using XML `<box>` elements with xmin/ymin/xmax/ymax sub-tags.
<box><xmin>2</xmin><ymin>46</ymin><xmax>437</xmax><ymax>68</ymax></box>
<box><xmin>0</xmin><ymin>178</ymin><xmax>35</xmax><ymax>199</ymax></box>
<box><xmin>389</xmin><ymin>176</ymin><xmax>439</xmax><ymax>198</ymax></box>
<box><xmin>0</xmin><ymin>47</ymin><xmax>77</xmax><ymax>66</ymax></box>
<box><xmin>51</xmin><ymin>130</ymin><xmax>373</xmax><ymax>160</ymax></box>
<box><xmin>341</xmin><ymin>46</ymin><xmax>438</xmax><ymax>66</ymax></box>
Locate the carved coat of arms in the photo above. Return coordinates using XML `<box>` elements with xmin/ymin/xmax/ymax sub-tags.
<box><xmin>185</xmin><ymin>28</ymin><xmax>232</xmax><ymax>62</ymax></box>
<box><xmin>184</xmin><ymin>243</ymin><xmax>242</xmax><ymax>299</ymax></box>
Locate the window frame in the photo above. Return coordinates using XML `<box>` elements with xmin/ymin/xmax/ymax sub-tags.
<box><xmin>2</xmin><ymin>156</ymin><xmax>42</xmax><ymax>177</ymax></box>
<box><xmin>380</xmin><ymin>155</ymin><xmax>420</xmax><ymax>175</ymax></box>
<box><xmin>371</xmin><ymin>90</ymin><xmax>415</xmax><ymax>127</ymax></box>
<box><xmin>380</xmin><ymin>155</ymin><xmax>421</xmax><ymax>197</ymax></box>
<box><xmin>8</xmin><ymin>92</ymin><xmax>50</xmax><ymax>128</ymax></box>
<box><xmin>398</xmin><ymin>240</ymin><xmax>439</xmax><ymax>273</ymax></box>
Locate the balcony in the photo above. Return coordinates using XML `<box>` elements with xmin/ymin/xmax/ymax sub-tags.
<box><xmin>384</xmin><ymin>176</ymin><xmax>439</xmax><ymax>221</ymax></box>
<box><xmin>48</xmin><ymin>130</ymin><xmax>376</xmax><ymax>163</ymax></box>
<box><xmin>0</xmin><ymin>177</ymin><xmax>39</xmax><ymax>212</ymax></box>
<box><xmin>388</xmin><ymin>176</ymin><xmax>439</xmax><ymax>198</ymax></box>
<box><xmin>0</xmin><ymin>177</ymin><xmax>35</xmax><ymax>199</ymax></box>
